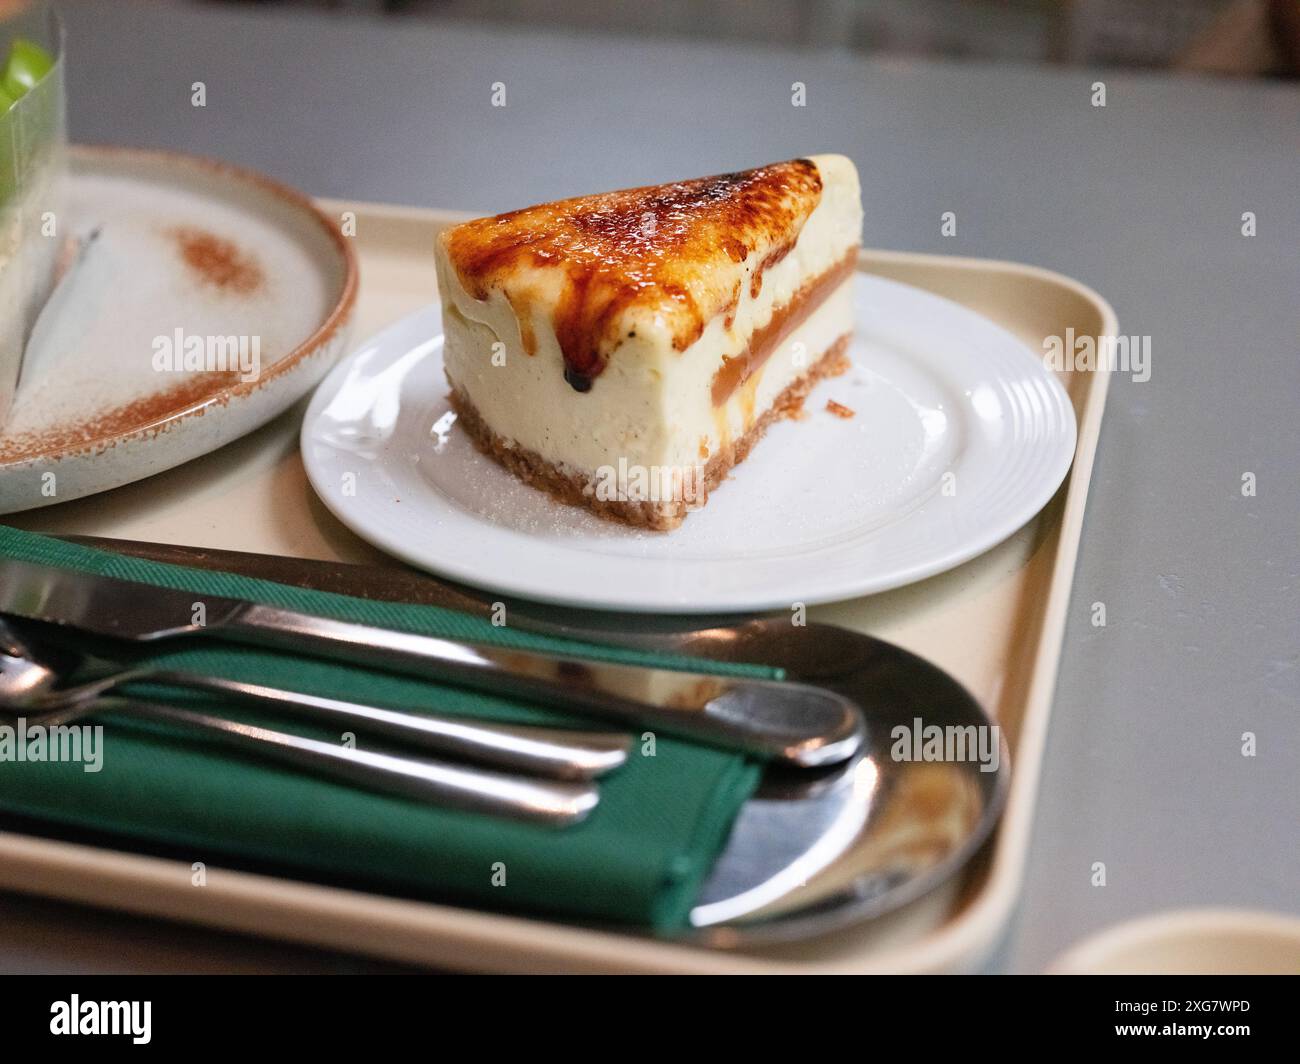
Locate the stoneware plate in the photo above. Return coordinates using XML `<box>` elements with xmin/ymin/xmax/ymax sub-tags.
<box><xmin>0</xmin><ymin>145</ymin><xmax>356</xmax><ymax>513</ymax></box>
<box><xmin>302</xmin><ymin>270</ymin><xmax>1076</xmax><ymax>613</ymax></box>
<box><xmin>1048</xmin><ymin>909</ymin><xmax>1300</xmax><ymax>975</ymax></box>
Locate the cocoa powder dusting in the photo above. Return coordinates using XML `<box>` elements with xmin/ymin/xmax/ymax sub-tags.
<box><xmin>0</xmin><ymin>373</ymin><xmax>242</xmax><ymax>463</ymax></box>
<box><xmin>170</xmin><ymin>227</ymin><xmax>264</xmax><ymax>295</ymax></box>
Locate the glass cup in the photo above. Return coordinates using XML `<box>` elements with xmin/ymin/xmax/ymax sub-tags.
<box><xmin>0</xmin><ymin>1</ymin><xmax>66</xmax><ymax>429</ymax></box>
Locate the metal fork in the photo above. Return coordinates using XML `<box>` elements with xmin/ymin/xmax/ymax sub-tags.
<box><xmin>0</xmin><ymin>620</ymin><xmax>605</xmax><ymax>826</ymax></box>
<box><xmin>0</xmin><ymin>619</ymin><xmax>630</xmax><ymax>781</ymax></box>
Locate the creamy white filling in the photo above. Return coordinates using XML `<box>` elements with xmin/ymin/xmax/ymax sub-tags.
<box><xmin>443</xmin><ymin>279</ymin><xmax>854</xmax><ymax>482</ymax></box>
<box><xmin>435</xmin><ymin>153</ymin><xmax>862</xmax><ymax>478</ymax></box>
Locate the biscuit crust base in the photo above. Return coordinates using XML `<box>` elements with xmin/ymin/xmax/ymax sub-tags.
<box><xmin>448</xmin><ymin>333</ymin><xmax>851</xmax><ymax>531</ymax></box>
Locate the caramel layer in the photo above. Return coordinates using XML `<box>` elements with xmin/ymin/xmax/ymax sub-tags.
<box><xmin>711</xmin><ymin>248</ymin><xmax>857</xmax><ymax>407</ymax></box>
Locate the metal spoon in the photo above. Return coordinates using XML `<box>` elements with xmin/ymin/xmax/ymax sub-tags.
<box><xmin>0</xmin><ymin>617</ymin><xmax>629</xmax><ymax>781</ymax></box>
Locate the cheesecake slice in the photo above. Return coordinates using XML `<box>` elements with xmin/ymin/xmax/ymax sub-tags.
<box><xmin>434</xmin><ymin>154</ymin><xmax>862</xmax><ymax>530</ymax></box>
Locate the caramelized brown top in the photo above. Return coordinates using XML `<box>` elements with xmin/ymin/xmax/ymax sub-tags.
<box><xmin>441</xmin><ymin>159</ymin><xmax>824</xmax><ymax>390</ymax></box>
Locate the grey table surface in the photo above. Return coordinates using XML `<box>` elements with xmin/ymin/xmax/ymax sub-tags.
<box><xmin>2</xmin><ymin>0</ymin><xmax>1296</xmax><ymax>974</ymax></box>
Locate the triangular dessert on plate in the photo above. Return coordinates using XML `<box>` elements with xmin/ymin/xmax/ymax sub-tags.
<box><xmin>434</xmin><ymin>155</ymin><xmax>862</xmax><ymax>530</ymax></box>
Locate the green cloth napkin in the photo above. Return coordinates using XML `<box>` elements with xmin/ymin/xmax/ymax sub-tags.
<box><xmin>0</xmin><ymin>524</ymin><xmax>771</xmax><ymax>931</ymax></box>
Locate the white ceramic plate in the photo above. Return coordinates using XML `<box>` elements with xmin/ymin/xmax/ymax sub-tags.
<box><xmin>0</xmin><ymin>146</ymin><xmax>356</xmax><ymax>514</ymax></box>
<box><xmin>301</xmin><ymin>272</ymin><xmax>1076</xmax><ymax>613</ymax></box>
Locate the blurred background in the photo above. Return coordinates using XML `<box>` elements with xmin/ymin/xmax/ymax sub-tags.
<box><xmin>207</xmin><ymin>0</ymin><xmax>1300</xmax><ymax>78</ymax></box>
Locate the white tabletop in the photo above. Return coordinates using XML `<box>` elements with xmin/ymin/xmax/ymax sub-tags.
<box><xmin>3</xmin><ymin>0</ymin><xmax>1296</xmax><ymax>974</ymax></box>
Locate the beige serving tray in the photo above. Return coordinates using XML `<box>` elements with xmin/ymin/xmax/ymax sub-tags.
<box><xmin>1</xmin><ymin>200</ymin><xmax>1115</xmax><ymax>973</ymax></box>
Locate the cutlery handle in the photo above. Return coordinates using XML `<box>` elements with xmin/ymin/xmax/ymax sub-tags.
<box><xmin>222</xmin><ymin>605</ymin><xmax>865</xmax><ymax>768</ymax></box>
<box><xmin>148</xmin><ymin>671</ymin><xmax>630</xmax><ymax>781</ymax></box>
<box><xmin>96</xmin><ymin>697</ymin><xmax>596</xmax><ymax>826</ymax></box>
